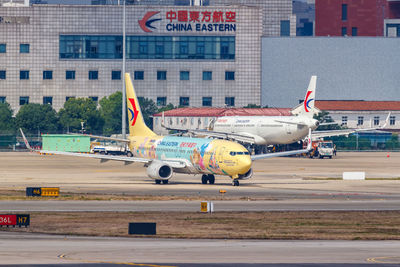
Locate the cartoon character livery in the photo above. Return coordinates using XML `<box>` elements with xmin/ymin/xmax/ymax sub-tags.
<box><xmin>20</xmin><ymin>73</ymin><xmax>312</xmax><ymax>186</ymax></box>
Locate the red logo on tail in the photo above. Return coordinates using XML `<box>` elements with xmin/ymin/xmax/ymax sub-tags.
<box><xmin>128</xmin><ymin>98</ymin><xmax>139</xmax><ymax>126</ymax></box>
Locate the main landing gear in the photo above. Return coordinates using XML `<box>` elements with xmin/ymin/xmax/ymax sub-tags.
<box><xmin>155</xmin><ymin>179</ymin><xmax>169</xmax><ymax>184</ymax></box>
<box><xmin>201</xmin><ymin>174</ymin><xmax>215</xmax><ymax>184</ymax></box>
<box><xmin>232</xmin><ymin>179</ymin><xmax>240</xmax><ymax>186</ymax></box>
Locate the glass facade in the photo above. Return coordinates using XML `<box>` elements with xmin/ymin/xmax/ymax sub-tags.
<box><xmin>89</xmin><ymin>70</ymin><xmax>98</xmax><ymax>80</ymax></box>
<box><xmin>0</xmin><ymin>44</ymin><xmax>5</xmax><ymax>53</ymax></box>
<box><xmin>203</xmin><ymin>71</ymin><xmax>212</xmax><ymax>80</ymax></box>
<box><xmin>0</xmin><ymin>70</ymin><xmax>5</xmax><ymax>80</ymax></box>
<box><xmin>66</xmin><ymin>70</ymin><xmax>75</xmax><ymax>80</ymax></box>
<box><xmin>180</xmin><ymin>96</ymin><xmax>189</xmax><ymax>106</ymax></box>
<box><xmin>112</xmin><ymin>70</ymin><xmax>121</xmax><ymax>80</ymax></box>
<box><xmin>20</xmin><ymin>96</ymin><xmax>29</xmax><ymax>105</ymax></box>
<box><xmin>225</xmin><ymin>71</ymin><xmax>235</xmax><ymax>80</ymax></box>
<box><xmin>134</xmin><ymin>71</ymin><xmax>144</xmax><ymax>80</ymax></box>
<box><xmin>157</xmin><ymin>71</ymin><xmax>167</xmax><ymax>80</ymax></box>
<box><xmin>225</xmin><ymin>97</ymin><xmax>235</xmax><ymax>107</ymax></box>
<box><xmin>43</xmin><ymin>70</ymin><xmax>53</xmax><ymax>80</ymax></box>
<box><xmin>20</xmin><ymin>44</ymin><xmax>30</xmax><ymax>53</ymax></box>
<box><xmin>180</xmin><ymin>71</ymin><xmax>190</xmax><ymax>80</ymax></box>
<box><xmin>157</xmin><ymin>97</ymin><xmax>167</xmax><ymax>106</ymax></box>
<box><xmin>60</xmin><ymin>35</ymin><xmax>235</xmax><ymax>60</ymax></box>
<box><xmin>43</xmin><ymin>96</ymin><xmax>53</xmax><ymax>105</ymax></box>
<box><xmin>20</xmin><ymin>70</ymin><xmax>29</xmax><ymax>80</ymax></box>
<box><xmin>0</xmin><ymin>96</ymin><xmax>5</xmax><ymax>103</ymax></box>
<box><xmin>202</xmin><ymin>97</ymin><xmax>212</xmax><ymax>106</ymax></box>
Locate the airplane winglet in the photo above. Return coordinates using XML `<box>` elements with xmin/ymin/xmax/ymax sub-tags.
<box><xmin>19</xmin><ymin>128</ymin><xmax>33</xmax><ymax>151</ymax></box>
<box><xmin>381</xmin><ymin>112</ymin><xmax>391</xmax><ymax>129</ymax></box>
<box><xmin>306</xmin><ymin>128</ymin><xmax>312</xmax><ymax>151</ymax></box>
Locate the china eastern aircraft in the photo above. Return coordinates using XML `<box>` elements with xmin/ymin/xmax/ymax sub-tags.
<box><xmin>162</xmin><ymin>76</ymin><xmax>320</xmax><ymax>145</ymax></box>
<box><xmin>164</xmin><ymin>76</ymin><xmax>389</xmax><ymax>146</ymax></box>
<box><xmin>21</xmin><ymin>73</ymin><xmax>311</xmax><ymax>186</ymax></box>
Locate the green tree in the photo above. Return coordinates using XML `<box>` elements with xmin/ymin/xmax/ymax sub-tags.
<box><xmin>243</xmin><ymin>103</ymin><xmax>261</xmax><ymax>108</ymax></box>
<box><xmin>138</xmin><ymin>97</ymin><xmax>158</xmax><ymax>129</ymax></box>
<box><xmin>0</xmin><ymin>102</ymin><xmax>15</xmax><ymax>134</ymax></box>
<box><xmin>15</xmin><ymin>103</ymin><xmax>59</xmax><ymax>135</ymax></box>
<box><xmin>313</xmin><ymin>111</ymin><xmax>342</xmax><ymax>131</ymax></box>
<box><xmin>58</xmin><ymin>98</ymin><xmax>104</xmax><ymax>134</ymax></box>
<box><xmin>157</xmin><ymin>103</ymin><xmax>176</xmax><ymax>113</ymax></box>
<box><xmin>99</xmin><ymin>92</ymin><xmax>123</xmax><ymax>136</ymax></box>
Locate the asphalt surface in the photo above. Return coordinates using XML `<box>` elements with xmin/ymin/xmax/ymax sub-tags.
<box><xmin>1</xmin><ymin>233</ymin><xmax>400</xmax><ymax>265</ymax></box>
<box><xmin>2</xmin><ymin>199</ymin><xmax>400</xmax><ymax>212</ymax></box>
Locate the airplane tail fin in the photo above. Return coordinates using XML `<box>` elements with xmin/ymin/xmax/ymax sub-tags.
<box><xmin>299</xmin><ymin>76</ymin><xmax>317</xmax><ymax>117</ymax></box>
<box><xmin>19</xmin><ymin>128</ymin><xmax>34</xmax><ymax>151</ymax></box>
<box><xmin>125</xmin><ymin>73</ymin><xmax>157</xmax><ymax>137</ymax></box>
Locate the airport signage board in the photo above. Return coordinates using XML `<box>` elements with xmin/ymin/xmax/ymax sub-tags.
<box><xmin>139</xmin><ymin>10</ymin><xmax>237</xmax><ymax>33</ymax></box>
<box><xmin>26</xmin><ymin>187</ymin><xmax>59</xmax><ymax>197</ymax></box>
<box><xmin>0</xmin><ymin>214</ymin><xmax>30</xmax><ymax>227</ymax></box>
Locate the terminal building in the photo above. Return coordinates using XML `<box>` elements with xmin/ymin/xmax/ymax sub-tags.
<box><xmin>0</xmin><ymin>0</ymin><xmax>295</xmax><ymax>112</ymax></box>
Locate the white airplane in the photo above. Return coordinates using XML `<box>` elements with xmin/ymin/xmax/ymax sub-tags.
<box><xmin>20</xmin><ymin>73</ymin><xmax>312</xmax><ymax>186</ymax></box>
<box><xmin>163</xmin><ymin>76</ymin><xmax>390</xmax><ymax>146</ymax></box>
<box><xmin>163</xmin><ymin>76</ymin><xmax>320</xmax><ymax>145</ymax></box>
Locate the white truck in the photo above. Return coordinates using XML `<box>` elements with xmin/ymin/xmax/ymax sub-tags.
<box><xmin>91</xmin><ymin>141</ymin><xmax>132</xmax><ymax>157</ymax></box>
<box><xmin>316</xmin><ymin>140</ymin><xmax>334</xmax><ymax>159</ymax></box>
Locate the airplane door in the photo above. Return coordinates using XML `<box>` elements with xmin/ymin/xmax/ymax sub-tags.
<box><xmin>285</xmin><ymin>123</ymin><xmax>292</xmax><ymax>135</ymax></box>
<box><xmin>217</xmin><ymin>147</ymin><xmax>225</xmax><ymax>164</ymax></box>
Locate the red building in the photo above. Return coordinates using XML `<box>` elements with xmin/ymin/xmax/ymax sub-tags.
<box><xmin>315</xmin><ymin>0</ymin><xmax>400</xmax><ymax>37</ymax></box>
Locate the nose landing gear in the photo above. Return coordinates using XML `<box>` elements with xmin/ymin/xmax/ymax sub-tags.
<box><xmin>232</xmin><ymin>179</ymin><xmax>239</xmax><ymax>186</ymax></box>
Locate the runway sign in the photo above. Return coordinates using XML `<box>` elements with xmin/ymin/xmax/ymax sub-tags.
<box><xmin>129</xmin><ymin>223</ymin><xmax>156</xmax><ymax>235</ymax></box>
<box><xmin>201</xmin><ymin>201</ymin><xmax>214</xmax><ymax>213</ymax></box>
<box><xmin>0</xmin><ymin>214</ymin><xmax>30</xmax><ymax>227</ymax></box>
<box><xmin>26</xmin><ymin>187</ymin><xmax>59</xmax><ymax>197</ymax></box>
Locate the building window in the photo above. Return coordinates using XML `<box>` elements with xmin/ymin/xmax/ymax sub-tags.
<box><xmin>89</xmin><ymin>96</ymin><xmax>98</xmax><ymax>104</ymax></box>
<box><xmin>202</xmin><ymin>97</ymin><xmax>212</xmax><ymax>107</ymax></box>
<box><xmin>390</xmin><ymin>116</ymin><xmax>396</xmax><ymax>125</ymax></box>
<box><xmin>225</xmin><ymin>71</ymin><xmax>235</xmax><ymax>80</ymax></box>
<box><xmin>19</xmin><ymin>96</ymin><xmax>29</xmax><ymax>105</ymax></box>
<box><xmin>179</xmin><ymin>97</ymin><xmax>190</xmax><ymax>106</ymax></box>
<box><xmin>0</xmin><ymin>70</ymin><xmax>6</xmax><ymax>80</ymax></box>
<box><xmin>134</xmin><ymin>71</ymin><xmax>144</xmax><ymax>80</ymax></box>
<box><xmin>157</xmin><ymin>71</ymin><xmax>167</xmax><ymax>81</ymax></box>
<box><xmin>357</xmin><ymin>116</ymin><xmax>364</xmax><ymax>126</ymax></box>
<box><xmin>280</xmin><ymin>20</ymin><xmax>290</xmax><ymax>36</ymax></box>
<box><xmin>66</xmin><ymin>70</ymin><xmax>75</xmax><ymax>80</ymax></box>
<box><xmin>203</xmin><ymin>71</ymin><xmax>212</xmax><ymax>81</ymax></box>
<box><xmin>342</xmin><ymin>4</ymin><xmax>348</xmax><ymax>21</ymax></box>
<box><xmin>43</xmin><ymin>70</ymin><xmax>53</xmax><ymax>80</ymax></box>
<box><xmin>157</xmin><ymin>97</ymin><xmax>167</xmax><ymax>106</ymax></box>
<box><xmin>112</xmin><ymin>70</ymin><xmax>121</xmax><ymax>80</ymax></box>
<box><xmin>59</xmin><ymin>35</ymin><xmax>235</xmax><ymax>60</ymax></box>
<box><xmin>43</xmin><ymin>96</ymin><xmax>53</xmax><ymax>105</ymax></box>
<box><xmin>180</xmin><ymin>71</ymin><xmax>190</xmax><ymax>81</ymax></box>
<box><xmin>374</xmin><ymin>116</ymin><xmax>380</xmax><ymax>126</ymax></box>
<box><xmin>352</xmin><ymin>27</ymin><xmax>358</xmax><ymax>36</ymax></box>
<box><xmin>0</xmin><ymin>96</ymin><xmax>6</xmax><ymax>103</ymax></box>
<box><xmin>20</xmin><ymin>44</ymin><xmax>30</xmax><ymax>53</ymax></box>
<box><xmin>225</xmin><ymin>97</ymin><xmax>235</xmax><ymax>107</ymax></box>
<box><xmin>89</xmin><ymin>70</ymin><xmax>98</xmax><ymax>80</ymax></box>
<box><xmin>341</xmin><ymin>116</ymin><xmax>348</xmax><ymax>126</ymax></box>
<box><xmin>66</xmin><ymin>96</ymin><xmax>75</xmax><ymax>101</ymax></box>
<box><xmin>0</xmin><ymin>44</ymin><xmax>6</xmax><ymax>53</ymax></box>
<box><xmin>341</xmin><ymin>27</ymin><xmax>347</xmax><ymax>36</ymax></box>
<box><xmin>20</xmin><ymin>70</ymin><xmax>29</xmax><ymax>80</ymax></box>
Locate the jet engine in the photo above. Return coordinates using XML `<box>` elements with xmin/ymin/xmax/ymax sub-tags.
<box><xmin>146</xmin><ymin>160</ymin><xmax>173</xmax><ymax>180</ymax></box>
<box><xmin>239</xmin><ymin>168</ymin><xmax>253</xmax><ymax>180</ymax></box>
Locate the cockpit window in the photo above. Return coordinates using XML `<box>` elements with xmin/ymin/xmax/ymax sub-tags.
<box><xmin>230</xmin><ymin>151</ymin><xmax>236</xmax><ymax>156</ymax></box>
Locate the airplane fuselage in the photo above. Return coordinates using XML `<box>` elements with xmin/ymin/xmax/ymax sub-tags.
<box><xmin>213</xmin><ymin>116</ymin><xmax>319</xmax><ymax>145</ymax></box>
<box><xmin>129</xmin><ymin>135</ymin><xmax>252</xmax><ymax>178</ymax></box>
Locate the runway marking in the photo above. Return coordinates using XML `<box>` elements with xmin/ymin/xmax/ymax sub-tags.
<box><xmin>58</xmin><ymin>253</ymin><xmax>177</xmax><ymax>267</ymax></box>
<box><xmin>367</xmin><ymin>256</ymin><xmax>400</xmax><ymax>263</ymax></box>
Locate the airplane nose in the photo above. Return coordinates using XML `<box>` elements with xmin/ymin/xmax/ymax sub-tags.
<box><xmin>238</xmin><ymin>156</ymin><xmax>252</xmax><ymax>174</ymax></box>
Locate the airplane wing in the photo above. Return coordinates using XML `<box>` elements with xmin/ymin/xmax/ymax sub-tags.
<box><xmin>251</xmin><ymin>129</ymin><xmax>312</xmax><ymax>161</ymax></box>
<box><xmin>273</xmin><ymin>120</ymin><xmax>308</xmax><ymax>127</ymax></box>
<box><xmin>184</xmin><ymin>129</ymin><xmax>256</xmax><ymax>144</ymax></box>
<box><xmin>312</xmin><ymin>112</ymin><xmax>391</xmax><ymax>139</ymax></box>
<box><xmin>19</xmin><ymin>129</ymin><xmax>186</xmax><ymax>169</ymax></box>
<box><xmin>68</xmin><ymin>133</ymin><xmax>130</xmax><ymax>143</ymax></box>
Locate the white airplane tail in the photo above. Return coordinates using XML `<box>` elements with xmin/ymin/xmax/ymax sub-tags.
<box><xmin>298</xmin><ymin>76</ymin><xmax>317</xmax><ymax>118</ymax></box>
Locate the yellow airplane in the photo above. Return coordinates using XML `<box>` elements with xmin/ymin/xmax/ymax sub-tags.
<box><xmin>21</xmin><ymin>73</ymin><xmax>311</xmax><ymax>186</ymax></box>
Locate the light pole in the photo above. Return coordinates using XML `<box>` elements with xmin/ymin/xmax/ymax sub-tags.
<box><xmin>121</xmin><ymin>0</ymin><xmax>126</xmax><ymax>139</ymax></box>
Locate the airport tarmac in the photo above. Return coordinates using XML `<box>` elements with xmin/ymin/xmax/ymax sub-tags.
<box><xmin>0</xmin><ymin>152</ymin><xmax>399</xmax><ymax>199</ymax></box>
<box><xmin>1</xmin><ymin>233</ymin><xmax>400</xmax><ymax>265</ymax></box>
